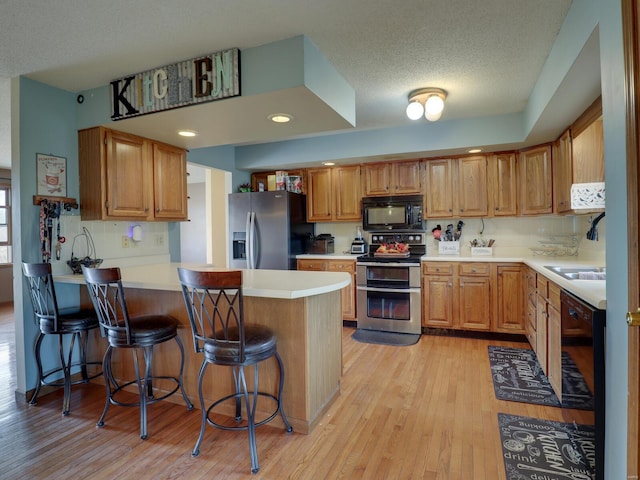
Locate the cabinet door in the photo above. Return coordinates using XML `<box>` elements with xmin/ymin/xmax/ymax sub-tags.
<box><xmin>489</xmin><ymin>153</ymin><xmax>518</xmax><ymax>216</ymax></box>
<box><xmin>153</xmin><ymin>142</ymin><xmax>188</xmax><ymax>220</ymax></box>
<box><xmin>422</xmin><ymin>275</ymin><xmax>454</xmax><ymax>327</ymax></box>
<box><xmin>363</xmin><ymin>163</ymin><xmax>391</xmax><ymax>196</ymax></box>
<box><xmin>306</xmin><ymin>168</ymin><xmax>333</xmax><ymax>221</ymax></box>
<box><xmin>572</xmin><ymin>117</ymin><xmax>604</xmax><ymax>184</ymax></box>
<box><xmin>393</xmin><ymin>160</ymin><xmax>422</xmax><ymax>195</ymax></box>
<box><xmin>547</xmin><ymin>305</ymin><xmax>563</xmax><ymax>401</ymax></box>
<box><xmin>495</xmin><ymin>265</ymin><xmax>525</xmax><ymax>333</ymax></box>
<box><xmin>553</xmin><ymin>129</ymin><xmax>573</xmax><ymax>213</ymax></box>
<box><xmin>458</xmin><ymin>276</ymin><xmax>491</xmax><ymax>330</ymax></box>
<box><xmin>456</xmin><ymin>155</ymin><xmax>488</xmax><ymax>217</ymax></box>
<box><xmin>297</xmin><ymin>259</ymin><xmax>327</xmax><ymax>271</ymax></box>
<box><xmin>425</xmin><ymin>159</ymin><xmax>454</xmax><ymax>217</ymax></box>
<box><xmin>105</xmin><ymin>130</ymin><xmax>151</xmax><ymax>219</ymax></box>
<box><xmin>535</xmin><ymin>294</ymin><xmax>548</xmax><ymax>372</ymax></box>
<box><xmin>327</xmin><ymin>260</ymin><xmax>356</xmax><ymax>320</ymax></box>
<box><xmin>519</xmin><ymin>144</ymin><xmax>552</xmax><ymax>215</ymax></box>
<box><xmin>333</xmin><ymin>166</ymin><xmax>361</xmax><ymax>221</ymax></box>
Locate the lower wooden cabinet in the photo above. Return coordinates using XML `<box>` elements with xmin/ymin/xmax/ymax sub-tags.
<box><xmin>422</xmin><ymin>262</ymin><xmax>491</xmax><ymax>331</ymax></box>
<box><xmin>297</xmin><ymin>258</ymin><xmax>356</xmax><ymax>320</ymax></box>
<box><xmin>494</xmin><ymin>264</ymin><xmax>525</xmax><ymax>334</ymax></box>
<box><xmin>422</xmin><ymin>261</ymin><xmax>527</xmax><ymax>334</ymax></box>
<box><xmin>530</xmin><ymin>272</ymin><xmax>563</xmax><ymax>400</ymax></box>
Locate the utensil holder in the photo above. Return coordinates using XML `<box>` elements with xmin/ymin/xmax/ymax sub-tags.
<box><xmin>438</xmin><ymin>241</ymin><xmax>460</xmax><ymax>255</ymax></box>
<box><xmin>471</xmin><ymin>247</ymin><xmax>493</xmax><ymax>256</ymax></box>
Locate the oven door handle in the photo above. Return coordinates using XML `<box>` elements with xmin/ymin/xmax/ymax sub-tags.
<box><xmin>357</xmin><ymin>286</ymin><xmax>421</xmax><ymax>294</ymax></box>
<box><xmin>357</xmin><ymin>262</ymin><xmax>418</xmax><ymax>267</ymax></box>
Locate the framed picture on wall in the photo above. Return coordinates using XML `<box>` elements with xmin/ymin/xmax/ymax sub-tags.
<box><xmin>36</xmin><ymin>153</ymin><xmax>67</xmax><ymax>197</ymax></box>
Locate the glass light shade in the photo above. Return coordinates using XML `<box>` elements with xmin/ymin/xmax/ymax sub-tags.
<box><xmin>406</xmin><ymin>101</ymin><xmax>424</xmax><ymax>120</ymax></box>
<box><xmin>424</xmin><ymin>94</ymin><xmax>444</xmax><ymax>121</ymax></box>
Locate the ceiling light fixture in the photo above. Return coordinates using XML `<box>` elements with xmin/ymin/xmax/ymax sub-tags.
<box><xmin>468</xmin><ymin>148</ymin><xmax>482</xmax><ymax>153</ymax></box>
<box><xmin>268</xmin><ymin>113</ymin><xmax>293</xmax><ymax>123</ymax></box>
<box><xmin>406</xmin><ymin>88</ymin><xmax>447</xmax><ymax>121</ymax></box>
<box><xmin>178</xmin><ymin>129</ymin><xmax>197</xmax><ymax>137</ymax></box>
<box><xmin>322</xmin><ymin>162</ymin><xmax>335</xmax><ymax>166</ymax></box>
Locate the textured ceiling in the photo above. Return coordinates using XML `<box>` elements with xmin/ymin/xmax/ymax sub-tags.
<box><xmin>0</xmin><ymin>0</ymin><xmax>580</xmax><ymax>168</ymax></box>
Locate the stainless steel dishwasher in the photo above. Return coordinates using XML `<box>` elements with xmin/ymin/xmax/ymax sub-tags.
<box><xmin>560</xmin><ymin>289</ymin><xmax>606</xmax><ymax>480</ymax></box>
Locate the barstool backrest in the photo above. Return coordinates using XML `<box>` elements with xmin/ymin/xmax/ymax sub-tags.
<box><xmin>22</xmin><ymin>262</ymin><xmax>60</xmax><ymax>330</ymax></box>
<box><xmin>82</xmin><ymin>266</ymin><xmax>133</xmax><ymax>345</ymax></box>
<box><xmin>177</xmin><ymin>269</ymin><xmax>245</xmax><ymax>362</ymax></box>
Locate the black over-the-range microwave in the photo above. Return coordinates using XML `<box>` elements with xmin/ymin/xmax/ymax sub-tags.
<box><xmin>362</xmin><ymin>195</ymin><xmax>424</xmax><ymax>231</ymax></box>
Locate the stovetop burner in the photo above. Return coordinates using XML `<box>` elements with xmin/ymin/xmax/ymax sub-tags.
<box><xmin>357</xmin><ymin>231</ymin><xmax>426</xmax><ymax>264</ymax></box>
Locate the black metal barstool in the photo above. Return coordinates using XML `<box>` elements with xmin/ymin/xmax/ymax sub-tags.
<box><xmin>82</xmin><ymin>266</ymin><xmax>193</xmax><ymax>439</ymax></box>
<box><xmin>178</xmin><ymin>268</ymin><xmax>293</xmax><ymax>475</ymax></box>
<box><xmin>22</xmin><ymin>262</ymin><xmax>102</xmax><ymax>415</ymax></box>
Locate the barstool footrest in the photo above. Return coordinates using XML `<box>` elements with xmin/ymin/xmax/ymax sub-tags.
<box><xmin>205</xmin><ymin>391</ymin><xmax>282</xmax><ymax>431</ymax></box>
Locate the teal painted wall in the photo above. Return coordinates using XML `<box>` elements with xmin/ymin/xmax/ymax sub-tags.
<box><xmin>18</xmin><ymin>77</ymin><xmax>83</xmax><ymax>387</ymax></box>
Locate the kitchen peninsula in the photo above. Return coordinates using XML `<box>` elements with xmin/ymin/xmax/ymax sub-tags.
<box><xmin>55</xmin><ymin>263</ymin><xmax>351</xmax><ymax>434</ymax></box>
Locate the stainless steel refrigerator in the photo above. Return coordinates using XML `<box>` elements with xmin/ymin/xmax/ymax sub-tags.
<box><xmin>228</xmin><ymin>191</ymin><xmax>314</xmax><ymax>270</ymax></box>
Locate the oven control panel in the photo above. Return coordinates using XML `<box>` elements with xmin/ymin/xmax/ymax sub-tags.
<box><xmin>369</xmin><ymin>233</ymin><xmax>424</xmax><ymax>245</ymax></box>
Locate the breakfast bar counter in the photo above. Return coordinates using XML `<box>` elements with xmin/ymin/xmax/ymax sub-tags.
<box><xmin>55</xmin><ymin>263</ymin><xmax>351</xmax><ymax>434</ymax></box>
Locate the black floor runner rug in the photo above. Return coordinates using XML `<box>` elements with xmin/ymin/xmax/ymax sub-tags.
<box><xmin>351</xmin><ymin>329</ymin><xmax>420</xmax><ymax>346</ymax></box>
<box><xmin>489</xmin><ymin>346</ymin><xmax>593</xmax><ymax>410</ymax></box>
<box><xmin>498</xmin><ymin>413</ymin><xmax>595</xmax><ymax>480</ymax></box>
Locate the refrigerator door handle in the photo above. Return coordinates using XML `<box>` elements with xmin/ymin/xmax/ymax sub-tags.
<box><xmin>245</xmin><ymin>211</ymin><xmax>253</xmax><ymax>269</ymax></box>
<box><xmin>251</xmin><ymin>211</ymin><xmax>258</xmax><ymax>269</ymax></box>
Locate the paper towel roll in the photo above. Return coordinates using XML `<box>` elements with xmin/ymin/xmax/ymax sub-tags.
<box><xmin>132</xmin><ymin>225</ymin><xmax>142</xmax><ymax>242</ymax></box>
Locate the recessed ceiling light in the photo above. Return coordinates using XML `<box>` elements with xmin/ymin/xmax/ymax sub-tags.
<box><xmin>268</xmin><ymin>113</ymin><xmax>293</xmax><ymax>123</ymax></box>
<box><xmin>322</xmin><ymin>162</ymin><xmax>335</xmax><ymax>166</ymax></box>
<box><xmin>468</xmin><ymin>148</ymin><xmax>482</xmax><ymax>153</ymax></box>
<box><xmin>178</xmin><ymin>129</ymin><xmax>198</xmax><ymax>137</ymax></box>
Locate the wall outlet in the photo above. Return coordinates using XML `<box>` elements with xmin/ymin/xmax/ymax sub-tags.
<box><xmin>155</xmin><ymin>234</ymin><xmax>164</xmax><ymax>246</ymax></box>
<box><xmin>121</xmin><ymin>235</ymin><xmax>129</xmax><ymax>248</ymax></box>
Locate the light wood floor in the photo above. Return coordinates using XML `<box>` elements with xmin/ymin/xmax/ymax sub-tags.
<box><xmin>0</xmin><ymin>303</ymin><xmax>593</xmax><ymax>479</ymax></box>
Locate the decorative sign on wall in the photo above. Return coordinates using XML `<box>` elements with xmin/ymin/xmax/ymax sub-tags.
<box><xmin>110</xmin><ymin>48</ymin><xmax>240</xmax><ymax>121</ymax></box>
<box><xmin>36</xmin><ymin>153</ymin><xmax>67</xmax><ymax>197</ymax></box>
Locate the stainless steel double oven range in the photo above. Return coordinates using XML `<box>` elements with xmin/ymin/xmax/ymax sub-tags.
<box><xmin>356</xmin><ymin>195</ymin><xmax>425</xmax><ymax>335</ymax></box>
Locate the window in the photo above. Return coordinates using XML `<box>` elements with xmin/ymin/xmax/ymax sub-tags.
<box><xmin>0</xmin><ymin>182</ymin><xmax>11</xmax><ymax>265</ymax></box>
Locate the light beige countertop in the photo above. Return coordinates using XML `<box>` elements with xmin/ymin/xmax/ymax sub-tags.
<box><xmin>421</xmin><ymin>254</ymin><xmax>606</xmax><ymax>310</ymax></box>
<box><xmin>55</xmin><ymin>263</ymin><xmax>351</xmax><ymax>300</ymax></box>
<box><xmin>296</xmin><ymin>252</ymin><xmax>606</xmax><ymax>309</ymax></box>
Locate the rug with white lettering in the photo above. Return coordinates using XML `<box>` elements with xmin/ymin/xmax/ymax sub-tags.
<box><xmin>488</xmin><ymin>346</ymin><xmax>593</xmax><ymax>410</ymax></box>
<box><xmin>498</xmin><ymin>413</ymin><xmax>595</xmax><ymax>480</ymax></box>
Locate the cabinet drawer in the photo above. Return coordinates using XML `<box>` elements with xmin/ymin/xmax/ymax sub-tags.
<box><xmin>297</xmin><ymin>259</ymin><xmax>327</xmax><ymax>271</ymax></box>
<box><xmin>327</xmin><ymin>260</ymin><xmax>356</xmax><ymax>273</ymax></box>
<box><xmin>458</xmin><ymin>263</ymin><xmax>489</xmax><ymax>276</ymax></box>
<box><xmin>422</xmin><ymin>262</ymin><xmax>454</xmax><ymax>275</ymax></box>
<box><xmin>548</xmin><ymin>282</ymin><xmax>561</xmax><ymax>311</ymax></box>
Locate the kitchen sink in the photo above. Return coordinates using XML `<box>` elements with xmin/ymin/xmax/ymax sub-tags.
<box><xmin>544</xmin><ymin>265</ymin><xmax>606</xmax><ymax>280</ymax></box>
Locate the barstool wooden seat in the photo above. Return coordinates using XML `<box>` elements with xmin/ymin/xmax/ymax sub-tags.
<box><xmin>83</xmin><ymin>266</ymin><xmax>193</xmax><ymax>439</ymax></box>
<box><xmin>178</xmin><ymin>268</ymin><xmax>293</xmax><ymax>474</ymax></box>
<box><xmin>22</xmin><ymin>262</ymin><xmax>102</xmax><ymax>416</ymax></box>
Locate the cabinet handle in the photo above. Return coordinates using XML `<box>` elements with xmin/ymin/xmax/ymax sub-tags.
<box><xmin>471</xmin><ymin>268</ymin><xmax>477</xmax><ymax>272</ymax></box>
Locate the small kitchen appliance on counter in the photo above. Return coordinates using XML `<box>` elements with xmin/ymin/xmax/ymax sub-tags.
<box><xmin>350</xmin><ymin>238</ymin><xmax>367</xmax><ymax>254</ymax></box>
<box><xmin>350</xmin><ymin>226</ymin><xmax>367</xmax><ymax>254</ymax></box>
<box><xmin>308</xmin><ymin>234</ymin><xmax>335</xmax><ymax>254</ymax></box>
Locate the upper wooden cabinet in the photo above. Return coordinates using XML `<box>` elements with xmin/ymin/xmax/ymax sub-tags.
<box><xmin>488</xmin><ymin>153</ymin><xmax>518</xmax><ymax>216</ymax></box>
<box><xmin>306</xmin><ymin>165</ymin><xmax>361</xmax><ymax>222</ymax></box>
<box><xmin>362</xmin><ymin>160</ymin><xmax>422</xmax><ymax>196</ymax></box>
<box><xmin>457</xmin><ymin>155</ymin><xmax>488</xmax><ymax>217</ymax></box>
<box><xmin>425</xmin><ymin>156</ymin><xmax>488</xmax><ymax>218</ymax></box>
<box><xmin>79</xmin><ymin>127</ymin><xmax>188</xmax><ymax>221</ymax></box>
<box><xmin>553</xmin><ymin>129</ymin><xmax>573</xmax><ymax>213</ymax></box>
<box><xmin>425</xmin><ymin>159</ymin><xmax>455</xmax><ymax>217</ymax></box>
<box><xmin>518</xmin><ymin>144</ymin><xmax>553</xmax><ymax>215</ymax></box>
<box><xmin>554</xmin><ymin>97</ymin><xmax>605</xmax><ymax>214</ymax></box>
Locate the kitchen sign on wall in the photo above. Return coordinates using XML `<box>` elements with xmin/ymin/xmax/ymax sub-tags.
<box><xmin>110</xmin><ymin>48</ymin><xmax>240</xmax><ymax>120</ymax></box>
